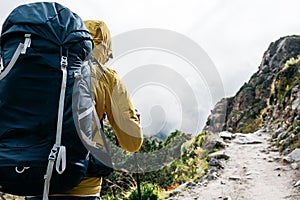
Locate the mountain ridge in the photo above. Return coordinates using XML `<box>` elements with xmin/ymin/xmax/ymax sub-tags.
<box><xmin>204</xmin><ymin>35</ymin><xmax>300</xmax><ymax>140</ymax></box>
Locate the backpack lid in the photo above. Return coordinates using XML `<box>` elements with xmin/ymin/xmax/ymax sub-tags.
<box><xmin>1</xmin><ymin>2</ymin><xmax>92</xmax><ymax>46</ymax></box>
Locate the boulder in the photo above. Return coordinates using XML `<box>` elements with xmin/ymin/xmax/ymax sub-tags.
<box><xmin>208</xmin><ymin>150</ymin><xmax>230</xmax><ymax>160</ymax></box>
<box><xmin>219</xmin><ymin>131</ymin><xmax>233</xmax><ymax>140</ymax></box>
<box><xmin>290</xmin><ymin>148</ymin><xmax>300</xmax><ymax>162</ymax></box>
<box><xmin>234</xmin><ymin>133</ymin><xmax>262</xmax><ymax>144</ymax></box>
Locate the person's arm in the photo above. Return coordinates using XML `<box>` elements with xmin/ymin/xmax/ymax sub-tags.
<box><xmin>92</xmin><ymin>66</ymin><xmax>143</xmax><ymax>153</ymax></box>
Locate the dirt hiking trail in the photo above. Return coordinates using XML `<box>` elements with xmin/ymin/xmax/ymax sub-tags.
<box><xmin>170</xmin><ymin>131</ymin><xmax>300</xmax><ymax>200</ymax></box>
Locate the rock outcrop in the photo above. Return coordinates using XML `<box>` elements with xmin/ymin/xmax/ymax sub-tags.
<box><xmin>204</xmin><ymin>36</ymin><xmax>300</xmax><ymax>146</ymax></box>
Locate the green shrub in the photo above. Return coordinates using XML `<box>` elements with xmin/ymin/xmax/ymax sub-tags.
<box><xmin>237</xmin><ymin>117</ymin><xmax>262</xmax><ymax>133</ymax></box>
<box><xmin>125</xmin><ymin>183</ymin><xmax>162</xmax><ymax>200</ymax></box>
<box><xmin>101</xmin><ymin>130</ymin><xmax>208</xmax><ymax>198</ymax></box>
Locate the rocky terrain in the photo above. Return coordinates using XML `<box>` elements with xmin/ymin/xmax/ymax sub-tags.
<box><xmin>169</xmin><ymin>130</ymin><xmax>300</xmax><ymax>199</ymax></box>
<box><xmin>168</xmin><ymin>35</ymin><xmax>300</xmax><ymax>199</ymax></box>
<box><xmin>204</xmin><ymin>35</ymin><xmax>300</xmax><ymax>136</ymax></box>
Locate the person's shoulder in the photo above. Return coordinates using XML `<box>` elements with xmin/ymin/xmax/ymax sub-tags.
<box><xmin>102</xmin><ymin>66</ymin><xmax>120</xmax><ymax>80</ymax></box>
<box><xmin>103</xmin><ymin>66</ymin><xmax>117</xmax><ymax>75</ymax></box>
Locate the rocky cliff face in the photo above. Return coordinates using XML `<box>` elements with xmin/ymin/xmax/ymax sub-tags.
<box><xmin>264</xmin><ymin>59</ymin><xmax>300</xmax><ymax>153</ymax></box>
<box><xmin>204</xmin><ymin>35</ymin><xmax>300</xmax><ymax>152</ymax></box>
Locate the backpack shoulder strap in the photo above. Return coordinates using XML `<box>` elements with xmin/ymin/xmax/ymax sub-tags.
<box><xmin>90</xmin><ymin>57</ymin><xmax>105</xmax><ymax>74</ymax></box>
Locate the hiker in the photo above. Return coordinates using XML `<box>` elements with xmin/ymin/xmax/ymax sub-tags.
<box><xmin>25</xmin><ymin>20</ymin><xmax>143</xmax><ymax>200</ymax></box>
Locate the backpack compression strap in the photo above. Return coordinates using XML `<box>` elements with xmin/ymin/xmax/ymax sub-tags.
<box><xmin>0</xmin><ymin>34</ymin><xmax>31</xmax><ymax>80</ymax></box>
<box><xmin>43</xmin><ymin>55</ymin><xmax>68</xmax><ymax>200</ymax></box>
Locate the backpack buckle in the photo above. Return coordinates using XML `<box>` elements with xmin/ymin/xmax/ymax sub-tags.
<box><xmin>21</xmin><ymin>34</ymin><xmax>31</xmax><ymax>54</ymax></box>
<box><xmin>48</xmin><ymin>146</ymin><xmax>58</xmax><ymax>160</ymax></box>
<box><xmin>74</xmin><ymin>70</ymin><xmax>82</xmax><ymax>79</ymax></box>
<box><xmin>60</xmin><ymin>56</ymin><xmax>68</xmax><ymax>67</ymax></box>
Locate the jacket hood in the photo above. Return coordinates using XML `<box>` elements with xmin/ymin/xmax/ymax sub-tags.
<box><xmin>84</xmin><ymin>20</ymin><xmax>112</xmax><ymax>56</ymax></box>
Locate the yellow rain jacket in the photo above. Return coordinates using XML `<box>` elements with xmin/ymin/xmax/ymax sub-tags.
<box><xmin>58</xmin><ymin>20</ymin><xmax>143</xmax><ymax>197</ymax></box>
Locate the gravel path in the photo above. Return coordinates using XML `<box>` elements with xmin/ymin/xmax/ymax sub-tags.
<box><xmin>169</xmin><ymin>132</ymin><xmax>300</xmax><ymax>200</ymax></box>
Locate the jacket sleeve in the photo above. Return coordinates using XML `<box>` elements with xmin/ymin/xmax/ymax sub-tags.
<box><xmin>91</xmin><ymin>66</ymin><xmax>143</xmax><ymax>153</ymax></box>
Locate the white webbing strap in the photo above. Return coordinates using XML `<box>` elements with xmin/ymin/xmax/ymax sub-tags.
<box><xmin>43</xmin><ymin>56</ymin><xmax>68</xmax><ymax>200</ymax></box>
<box><xmin>42</xmin><ymin>145</ymin><xmax>58</xmax><ymax>200</ymax></box>
<box><xmin>78</xmin><ymin>106</ymin><xmax>94</xmax><ymax>120</ymax></box>
<box><xmin>0</xmin><ymin>55</ymin><xmax>4</xmax><ymax>73</ymax></box>
<box><xmin>92</xmin><ymin>106</ymin><xmax>102</xmax><ymax>132</ymax></box>
<box><xmin>55</xmin><ymin>56</ymin><xmax>68</xmax><ymax>146</ymax></box>
<box><xmin>55</xmin><ymin>146</ymin><xmax>66</xmax><ymax>174</ymax></box>
<box><xmin>0</xmin><ymin>34</ymin><xmax>31</xmax><ymax>80</ymax></box>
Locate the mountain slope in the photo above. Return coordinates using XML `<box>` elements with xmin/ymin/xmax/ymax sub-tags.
<box><xmin>168</xmin><ymin>35</ymin><xmax>300</xmax><ymax>200</ymax></box>
<box><xmin>204</xmin><ymin>35</ymin><xmax>300</xmax><ymax>141</ymax></box>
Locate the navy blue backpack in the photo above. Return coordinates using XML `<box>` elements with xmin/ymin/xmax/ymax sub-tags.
<box><xmin>0</xmin><ymin>2</ymin><xmax>112</xmax><ymax>198</ymax></box>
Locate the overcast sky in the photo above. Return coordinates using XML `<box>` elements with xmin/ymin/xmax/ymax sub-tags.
<box><xmin>1</xmin><ymin>0</ymin><xmax>300</xmax><ymax>136</ymax></box>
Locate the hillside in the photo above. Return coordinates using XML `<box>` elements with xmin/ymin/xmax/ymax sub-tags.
<box><xmin>204</xmin><ymin>35</ymin><xmax>300</xmax><ymax>149</ymax></box>
<box><xmin>175</xmin><ymin>35</ymin><xmax>300</xmax><ymax>199</ymax></box>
